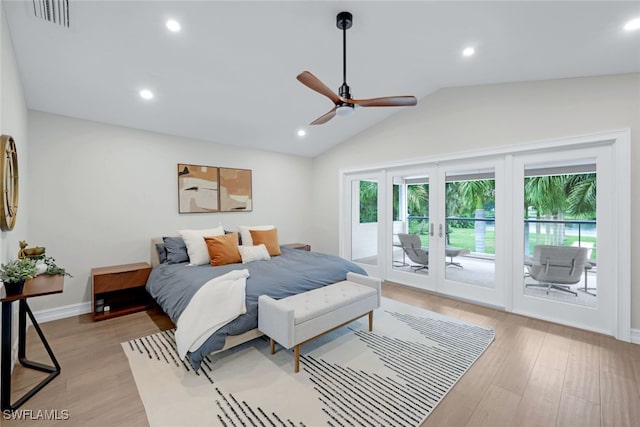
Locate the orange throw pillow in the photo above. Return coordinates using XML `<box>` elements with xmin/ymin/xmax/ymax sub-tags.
<box><xmin>204</xmin><ymin>233</ymin><xmax>241</xmax><ymax>266</ymax></box>
<box><xmin>250</xmin><ymin>228</ymin><xmax>282</xmax><ymax>256</ymax></box>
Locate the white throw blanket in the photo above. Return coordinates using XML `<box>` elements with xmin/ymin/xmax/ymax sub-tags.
<box><xmin>176</xmin><ymin>269</ymin><xmax>249</xmax><ymax>359</ymax></box>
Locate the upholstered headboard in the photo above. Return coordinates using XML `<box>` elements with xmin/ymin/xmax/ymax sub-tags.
<box><xmin>150</xmin><ymin>237</ymin><xmax>164</xmax><ymax>267</ymax></box>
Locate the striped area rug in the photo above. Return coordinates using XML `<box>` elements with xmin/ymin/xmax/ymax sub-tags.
<box><xmin>122</xmin><ymin>298</ymin><xmax>494</xmax><ymax>427</ymax></box>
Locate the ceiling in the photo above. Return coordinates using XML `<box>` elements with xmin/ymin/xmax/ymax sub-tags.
<box><xmin>4</xmin><ymin>1</ymin><xmax>640</xmax><ymax>157</ymax></box>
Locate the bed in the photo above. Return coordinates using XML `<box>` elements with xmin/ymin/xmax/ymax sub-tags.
<box><xmin>146</xmin><ymin>238</ymin><xmax>366</xmax><ymax>370</ymax></box>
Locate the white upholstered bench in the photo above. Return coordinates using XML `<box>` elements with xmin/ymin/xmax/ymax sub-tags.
<box><xmin>258</xmin><ymin>272</ymin><xmax>381</xmax><ymax>372</ymax></box>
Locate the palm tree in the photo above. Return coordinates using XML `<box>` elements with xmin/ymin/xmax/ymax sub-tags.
<box><xmin>525</xmin><ymin>175</ymin><xmax>568</xmax><ymax>245</ymax></box>
<box><xmin>359</xmin><ymin>181</ymin><xmax>378</xmax><ymax>223</ymax></box>
<box><xmin>407</xmin><ymin>184</ymin><xmax>428</xmax><ymax>216</ymax></box>
<box><xmin>448</xmin><ymin>179</ymin><xmax>495</xmax><ymax>252</ymax></box>
<box><xmin>565</xmin><ymin>173</ymin><xmax>596</xmax><ymax>218</ymax></box>
<box><xmin>456</xmin><ymin>180</ymin><xmax>495</xmax><ymax>212</ymax></box>
<box><xmin>392</xmin><ymin>184</ymin><xmax>400</xmax><ymax>221</ymax></box>
<box><xmin>407</xmin><ymin>184</ymin><xmax>428</xmax><ymax>234</ymax></box>
<box><xmin>524</xmin><ymin>173</ymin><xmax>596</xmax><ymax>248</ymax></box>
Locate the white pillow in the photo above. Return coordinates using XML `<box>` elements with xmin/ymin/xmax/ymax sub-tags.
<box><xmin>238</xmin><ymin>244</ymin><xmax>271</xmax><ymax>264</ymax></box>
<box><xmin>238</xmin><ymin>225</ymin><xmax>274</xmax><ymax>247</ymax></box>
<box><xmin>178</xmin><ymin>226</ymin><xmax>225</xmax><ymax>265</ymax></box>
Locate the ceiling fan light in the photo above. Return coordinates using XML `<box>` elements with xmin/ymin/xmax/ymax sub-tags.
<box><xmin>462</xmin><ymin>47</ymin><xmax>475</xmax><ymax>57</ymax></box>
<box><xmin>166</xmin><ymin>19</ymin><xmax>181</xmax><ymax>32</ymax></box>
<box><xmin>335</xmin><ymin>105</ymin><xmax>354</xmax><ymax>117</ymax></box>
<box><xmin>139</xmin><ymin>89</ymin><xmax>154</xmax><ymax>100</ymax></box>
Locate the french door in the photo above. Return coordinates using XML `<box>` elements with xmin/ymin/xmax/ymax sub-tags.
<box><xmin>385</xmin><ymin>166</ymin><xmax>437</xmax><ymax>290</ymax></box>
<box><xmin>348</xmin><ymin>159</ymin><xmax>506</xmax><ymax>308</ymax></box>
<box><xmin>341</xmin><ymin>172</ymin><xmax>384</xmax><ymax>278</ymax></box>
<box><xmin>511</xmin><ymin>145</ymin><xmax>615</xmax><ymax>335</ymax></box>
<box><xmin>340</xmin><ymin>130</ymin><xmax>628</xmax><ymax>339</ymax></box>
<box><xmin>435</xmin><ymin>159</ymin><xmax>505</xmax><ymax>307</ymax></box>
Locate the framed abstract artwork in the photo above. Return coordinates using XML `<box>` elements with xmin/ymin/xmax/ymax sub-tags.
<box><xmin>177</xmin><ymin>164</ymin><xmax>219</xmax><ymax>213</ymax></box>
<box><xmin>219</xmin><ymin>167</ymin><xmax>253</xmax><ymax>212</ymax></box>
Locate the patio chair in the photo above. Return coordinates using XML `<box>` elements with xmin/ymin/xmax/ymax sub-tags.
<box><xmin>524</xmin><ymin>245</ymin><xmax>590</xmax><ymax>296</ymax></box>
<box><xmin>398</xmin><ymin>233</ymin><xmax>428</xmax><ymax>272</ymax></box>
<box><xmin>445</xmin><ymin>247</ymin><xmax>471</xmax><ymax>268</ymax></box>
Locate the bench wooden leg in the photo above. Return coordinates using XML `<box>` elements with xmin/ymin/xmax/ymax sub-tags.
<box><xmin>287</xmin><ymin>310</ymin><xmax>377</xmax><ymax>373</ymax></box>
<box><xmin>270</xmin><ymin>338</ymin><xmax>276</xmax><ymax>355</ymax></box>
<box><xmin>294</xmin><ymin>345</ymin><xmax>300</xmax><ymax>373</ymax></box>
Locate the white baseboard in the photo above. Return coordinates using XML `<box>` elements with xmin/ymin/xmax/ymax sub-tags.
<box><xmin>33</xmin><ymin>301</ymin><xmax>92</xmax><ymax>323</ymax></box>
<box><xmin>631</xmin><ymin>328</ymin><xmax>640</xmax><ymax>345</ymax></box>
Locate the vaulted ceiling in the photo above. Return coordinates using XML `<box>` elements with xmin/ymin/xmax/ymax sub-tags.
<box><xmin>4</xmin><ymin>1</ymin><xmax>640</xmax><ymax>157</ymax></box>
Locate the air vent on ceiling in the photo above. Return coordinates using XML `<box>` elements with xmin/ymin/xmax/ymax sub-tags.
<box><xmin>32</xmin><ymin>0</ymin><xmax>70</xmax><ymax>28</ymax></box>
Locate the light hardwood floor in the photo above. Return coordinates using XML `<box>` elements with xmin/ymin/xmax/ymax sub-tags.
<box><xmin>5</xmin><ymin>283</ymin><xmax>640</xmax><ymax>426</ymax></box>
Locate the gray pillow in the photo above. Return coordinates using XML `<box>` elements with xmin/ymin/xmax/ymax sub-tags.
<box><xmin>225</xmin><ymin>229</ymin><xmax>242</xmax><ymax>245</ymax></box>
<box><xmin>155</xmin><ymin>243</ymin><xmax>167</xmax><ymax>264</ymax></box>
<box><xmin>163</xmin><ymin>236</ymin><xmax>189</xmax><ymax>264</ymax></box>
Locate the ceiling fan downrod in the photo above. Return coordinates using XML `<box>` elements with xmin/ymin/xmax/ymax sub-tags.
<box><xmin>337</xmin><ymin>11</ymin><xmax>353</xmax><ymax>104</ymax></box>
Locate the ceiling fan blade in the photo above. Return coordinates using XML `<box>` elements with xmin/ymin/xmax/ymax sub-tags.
<box><xmin>350</xmin><ymin>96</ymin><xmax>418</xmax><ymax>107</ymax></box>
<box><xmin>297</xmin><ymin>71</ymin><xmax>341</xmax><ymax>104</ymax></box>
<box><xmin>310</xmin><ymin>107</ymin><xmax>337</xmax><ymax>125</ymax></box>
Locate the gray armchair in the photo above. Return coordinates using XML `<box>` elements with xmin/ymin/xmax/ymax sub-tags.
<box><xmin>398</xmin><ymin>233</ymin><xmax>428</xmax><ymax>272</ymax></box>
<box><xmin>524</xmin><ymin>245</ymin><xmax>590</xmax><ymax>296</ymax></box>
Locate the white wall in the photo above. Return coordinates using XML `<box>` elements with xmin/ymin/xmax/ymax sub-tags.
<box><xmin>0</xmin><ymin>4</ymin><xmax>29</xmax><ymax>262</ymax></box>
<box><xmin>309</xmin><ymin>73</ymin><xmax>640</xmax><ymax>326</ymax></box>
<box><xmin>27</xmin><ymin>112</ymin><xmax>313</xmax><ymax>311</ymax></box>
<box><xmin>0</xmin><ymin>1</ymin><xmax>30</xmax><ymax>370</ymax></box>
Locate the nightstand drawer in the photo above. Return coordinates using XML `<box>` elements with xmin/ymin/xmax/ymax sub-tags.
<box><xmin>92</xmin><ymin>268</ymin><xmax>151</xmax><ymax>293</ymax></box>
<box><xmin>91</xmin><ymin>262</ymin><xmax>153</xmax><ymax>321</ymax></box>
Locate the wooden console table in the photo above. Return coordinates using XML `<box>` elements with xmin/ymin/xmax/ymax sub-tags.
<box><xmin>1</xmin><ymin>274</ymin><xmax>63</xmax><ymax>411</ymax></box>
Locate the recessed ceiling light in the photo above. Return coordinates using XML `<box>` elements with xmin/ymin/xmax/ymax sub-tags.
<box><xmin>166</xmin><ymin>19</ymin><xmax>181</xmax><ymax>32</ymax></box>
<box><xmin>297</xmin><ymin>129</ymin><xmax>306</xmax><ymax>137</ymax></box>
<box><xmin>139</xmin><ymin>89</ymin><xmax>154</xmax><ymax>100</ymax></box>
<box><xmin>462</xmin><ymin>47</ymin><xmax>475</xmax><ymax>57</ymax></box>
<box><xmin>624</xmin><ymin>18</ymin><xmax>640</xmax><ymax>31</ymax></box>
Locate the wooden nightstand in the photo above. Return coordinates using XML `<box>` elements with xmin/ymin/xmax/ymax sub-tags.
<box><xmin>283</xmin><ymin>243</ymin><xmax>311</xmax><ymax>251</ymax></box>
<box><xmin>91</xmin><ymin>262</ymin><xmax>152</xmax><ymax>321</ymax></box>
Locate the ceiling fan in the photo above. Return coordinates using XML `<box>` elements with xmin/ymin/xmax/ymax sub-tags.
<box><xmin>297</xmin><ymin>11</ymin><xmax>417</xmax><ymax>125</ymax></box>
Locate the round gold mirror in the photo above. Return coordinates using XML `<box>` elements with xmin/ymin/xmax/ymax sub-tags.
<box><xmin>0</xmin><ymin>135</ymin><xmax>19</xmax><ymax>231</ymax></box>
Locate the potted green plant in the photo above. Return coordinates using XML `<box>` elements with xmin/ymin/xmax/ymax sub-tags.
<box><xmin>0</xmin><ymin>258</ymin><xmax>38</xmax><ymax>295</ymax></box>
<box><xmin>39</xmin><ymin>256</ymin><xmax>72</xmax><ymax>277</ymax></box>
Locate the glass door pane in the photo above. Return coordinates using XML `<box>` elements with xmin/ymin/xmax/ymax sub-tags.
<box><xmin>444</xmin><ymin>169</ymin><xmax>496</xmax><ymax>288</ymax></box>
<box><xmin>386</xmin><ymin>169</ymin><xmax>434</xmax><ymax>290</ymax></box>
<box><xmin>392</xmin><ymin>178</ymin><xmax>430</xmax><ymax>273</ymax></box>
<box><xmin>350</xmin><ymin>178</ymin><xmax>379</xmax><ymax>267</ymax></box>
<box><xmin>522</xmin><ymin>160</ymin><xmax>597</xmax><ymax>308</ymax></box>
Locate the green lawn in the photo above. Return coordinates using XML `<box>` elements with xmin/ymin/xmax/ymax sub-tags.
<box><xmin>413</xmin><ymin>228</ymin><xmax>597</xmax><ymax>260</ymax></box>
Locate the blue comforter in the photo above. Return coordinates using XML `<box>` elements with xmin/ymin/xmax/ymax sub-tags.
<box><xmin>146</xmin><ymin>246</ymin><xmax>366</xmax><ymax>369</ymax></box>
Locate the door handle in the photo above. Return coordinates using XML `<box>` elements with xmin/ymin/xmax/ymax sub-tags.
<box><xmin>430</xmin><ymin>223</ymin><xmax>434</xmax><ymax>237</ymax></box>
<box><xmin>439</xmin><ymin>224</ymin><xmax>443</xmax><ymax>238</ymax></box>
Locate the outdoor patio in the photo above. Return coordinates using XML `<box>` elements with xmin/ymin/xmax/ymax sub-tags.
<box><xmin>389</xmin><ymin>248</ymin><xmax>598</xmax><ymax>308</ymax></box>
